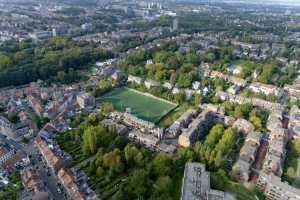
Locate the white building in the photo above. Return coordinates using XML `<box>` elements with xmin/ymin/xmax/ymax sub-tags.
<box><xmin>249</xmin><ymin>82</ymin><xmax>279</xmax><ymax>96</ymax></box>
<box><xmin>144</xmin><ymin>80</ymin><xmax>160</xmax><ymax>89</ymax></box>
<box><xmin>127</xmin><ymin>75</ymin><xmax>143</xmax><ymax>85</ymax></box>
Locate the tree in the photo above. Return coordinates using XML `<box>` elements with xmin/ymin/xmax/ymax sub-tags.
<box><xmin>0</xmin><ymin>53</ymin><xmax>12</xmax><ymax>70</ymax></box>
<box><xmin>96</xmin><ymin>166</ymin><xmax>105</xmax><ymax>177</ymax></box>
<box><xmin>178</xmin><ymin>73</ymin><xmax>193</xmax><ymax>88</ymax></box>
<box><xmin>124</xmin><ymin>144</ymin><xmax>139</xmax><ymax>164</ymax></box>
<box><xmin>153</xmin><ymin>176</ymin><xmax>173</xmax><ymax>195</ymax></box>
<box><xmin>204</xmin><ymin>124</ymin><xmax>225</xmax><ymax>148</ymax></box>
<box><xmin>233</xmin><ymin>106</ymin><xmax>243</xmax><ymax>118</ymax></box>
<box><xmin>177</xmin><ymin>148</ymin><xmax>195</xmax><ymax>165</ymax></box>
<box><xmin>287</xmin><ymin>167</ymin><xmax>296</xmax><ymax>179</ymax></box>
<box><xmin>88</xmin><ymin>161</ymin><xmax>97</xmax><ymax>176</ymax></box>
<box><xmin>214</xmin><ymin>151</ymin><xmax>224</xmax><ymax>168</ymax></box>
<box><xmin>103</xmin><ymin>149</ymin><xmax>122</xmax><ymax>170</ymax></box>
<box><xmin>194</xmin><ymin>93</ymin><xmax>202</xmax><ymax>106</ymax></box>
<box><xmin>250</xmin><ymin>115</ymin><xmax>262</xmax><ymax>130</ymax></box>
<box><xmin>82</xmin><ymin>127</ymin><xmax>97</xmax><ymax>155</ymax></box>
<box><xmin>82</xmin><ymin>124</ymin><xmax>116</xmax><ymax>155</ymax></box>
<box><xmin>56</xmin><ymin>71</ymin><xmax>66</xmax><ymax>82</ymax></box>
<box><xmin>111</xmin><ymin>188</ymin><xmax>128</xmax><ymax>200</ymax></box>
<box><xmin>32</xmin><ymin>114</ymin><xmax>42</xmax><ymax>128</ymax></box>
<box><xmin>128</xmin><ymin>169</ymin><xmax>149</xmax><ymax>198</ymax></box>
<box><xmin>151</xmin><ymin>153</ymin><xmax>173</xmax><ymax>177</ymax></box>
<box><xmin>174</xmin><ymin>92</ymin><xmax>185</xmax><ymax>104</ymax></box>
<box><xmin>134</xmin><ymin>152</ymin><xmax>144</xmax><ymax>167</ymax></box>
<box><xmin>291</xmin><ymin>138</ymin><xmax>300</xmax><ymax>156</ymax></box>
<box><xmin>215</xmin><ymin>128</ymin><xmax>237</xmax><ymax>155</ymax></box>
<box><xmin>101</xmin><ymin>102</ymin><xmax>114</xmax><ymax>114</ymax></box>
<box><xmin>7</xmin><ymin>113</ymin><xmax>19</xmax><ymax>124</ymax></box>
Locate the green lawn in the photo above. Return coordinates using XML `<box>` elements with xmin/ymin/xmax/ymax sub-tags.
<box><xmin>159</xmin><ymin>103</ymin><xmax>191</xmax><ymax>127</ymax></box>
<box><xmin>98</xmin><ymin>87</ymin><xmax>178</xmax><ymax>124</ymax></box>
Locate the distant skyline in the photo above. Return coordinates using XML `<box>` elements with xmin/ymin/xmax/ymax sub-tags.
<box><xmin>172</xmin><ymin>0</ymin><xmax>300</xmax><ymax>6</ymax></box>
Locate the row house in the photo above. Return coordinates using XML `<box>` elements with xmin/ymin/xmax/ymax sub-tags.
<box><xmin>57</xmin><ymin>168</ymin><xmax>86</xmax><ymax>200</ymax></box>
<box><xmin>167</xmin><ymin>109</ymin><xmax>197</xmax><ymax>137</ymax></box>
<box><xmin>209</xmin><ymin>70</ymin><xmax>247</xmax><ymax>87</ymax></box>
<box><xmin>262</xmin><ymin>111</ymin><xmax>288</xmax><ymax>177</ymax></box>
<box><xmin>233</xmin><ymin>132</ymin><xmax>262</xmax><ymax>182</ymax></box>
<box><xmin>217</xmin><ymin>91</ymin><xmax>284</xmax><ymax>112</ymax></box>
<box><xmin>289</xmin><ymin>105</ymin><xmax>300</xmax><ymax>138</ymax></box>
<box><xmin>232</xmin><ymin>119</ymin><xmax>255</xmax><ymax>135</ymax></box>
<box><xmin>76</xmin><ymin>92</ymin><xmax>95</xmax><ymax>109</ymax></box>
<box><xmin>178</xmin><ymin>108</ymin><xmax>219</xmax><ymax>147</ymax></box>
<box><xmin>0</xmin><ymin>144</ymin><xmax>26</xmax><ymax>173</ymax></box>
<box><xmin>35</xmin><ymin>136</ymin><xmax>70</xmax><ymax>173</ymax></box>
<box><xmin>128</xmin><ymin>130</ymin><xmax>159</xmax><ymax>150</ymax></box>
<box><xmin>0</xmin><ymin>116</ymin><xmax>16</xmax><ymax>139</ymax></box>
<box><xmin>21</xmin><ymin>168</ymin><xmax>49</xmax><ymax>200</ymax></box>
<box><xmin>249</xmin><ymin>82</ymin><xmax>279</xmax><ymax>96</ymax></box>
<box><xmin>27</xmin><ymin>95</ymin><xmax>44</xmax><ymax>117</ymax></box>
<box><xmin>257</xmin><ymin>172</ymin><xmax>300</xmax><ymax>200</ymax></box>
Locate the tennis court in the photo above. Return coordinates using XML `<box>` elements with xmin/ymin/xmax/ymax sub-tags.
<box><xmin>99</xmin><ymin>87</ymin><xmax>177</xmax><ymax>124</ymax></box>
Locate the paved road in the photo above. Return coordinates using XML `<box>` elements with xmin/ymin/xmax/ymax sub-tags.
<box><xmin>22</xmin><ymin>140</ymin><xmax>66</xmax><ymax>200</ymax></box>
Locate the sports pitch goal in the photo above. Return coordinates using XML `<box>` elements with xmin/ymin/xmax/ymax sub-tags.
<box><xmin>99</xmin><ymin>87</ymin><xmax>178</xmax><ymax>124</ymax></box>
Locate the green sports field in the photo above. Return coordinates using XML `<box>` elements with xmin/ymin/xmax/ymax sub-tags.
<box><xmin>99</xmin><ymin>87</ymin><xmax>177</xmax><ymax>124</ymax></box>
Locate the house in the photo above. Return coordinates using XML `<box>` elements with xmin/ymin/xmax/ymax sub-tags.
<box><xmin>266</xmin><ymin>110</ymin><xmax>283</xmax><ymax>132</ymax></box>
<box><xmin>35</xmin><ymin>136</ymin><xmax>69</xmax><ymax>173</ymax></box>
<box><xmin>290</xmin><ymin>60</ymin><xmax>299</xmax><ymax>66</ymax></box>
<box><xmin>284</xmin><ymin>84</ymin><xmax>300</xmax><ymax>102</ymax></box>
<box><xmin>102</xmin><ymin>119</ymin><xmax>128</xmax><ymax>136</ymax></box>
<box><xmin>172</xmin><ymin>87</ymin><xmax>181</xmax><ymax>94</ymax></box>
<box><xmin>289</xmin><ymin>105</ymin><xmax>300</xmax><ymax>137</ymax></box>
<box><xmin>181</xmin><ymin>162</ymin><xmax>235</xmax><ymax>200</ymax></box>
<box><xmin>184</xmin><ymin>89</ymin><xmax>194</xmax><ymax>100</ymax></box>
<box><xmin>0</xmin><ymin>116</ymin><xmax>16</xmax><ymax>140</ymax></box>
<box><xmin>257</xmin><ymin>172</ymin><xmax>300</xmax><ymax>200</ymax></box>
<box><xmin>192</xmin><ymin>81</ymin><xmax>201</xmax><ymax>90</ymax></box>
<box><xmin>262</xmin><ymin>137</ymin><xmax>286</xmax><ymax>176</ymax></box>
<box><xmin>163</xmin><ymin>82</ymin><xmax>173</xmax><ymax>90</ymax></box>
<box><xmin>167</xmin><ymin>109</ymin><xmax>197</xmax><ymax>136</ymax></box>
<box><xmin>262</xmin><ymin>111</ymin><xmax>288</xmax><ymax>177</ymax></box>
<box><xmin>0</xmin><ymin>144</ymin><xmax>26</xmax><ymax>173</ymax></box>
<box><xmin>233</xmin><ymin>132</ymin><xmax>261</xmax><ymax>182</ymax></box>
<box><xmin>127</xmin><ymin>75</ymin><xmax>142</xmax><ymax>85</ymax></box>
<box><xmin>276</xmin><ymin>57</ymin><xmax>288</xmax><ymax>64</ymax></box>
<box><xmin>216</xmin><ymin>91</ymin><xmax>284</xmax><ymax>112</ymax></box>
<box><xmin>156</xmin><ymin>142</ymin><xmax>177</xmax><ymax>154</ymax></box>
<box><xmin>128</xmin><ymin>130</ymin><xmax>159</xmax><ymax>149</ymax></box>
<box><xmin>146</xmin><ymin>59</ymin><xmax>153</xmax><ymax>65</ymax></box>
<box><xmin>227</xmin><ymin>64</ymin><xmax>242</xmax><ymax>75</ymax></box>
<box><xmin>227</xmin><ymin>85</ymin><xmax>240</xmax><ymax>95</ymax></box>
<box><xmin>57</xmin><ymin>168</ymin><xmax>86</xmax><ymax>200</ymax></box>
<box><xmin>232</xmin><ymin>119</ymin><xmax>255</xmax><ymax>135</ymax></box>
<box><xmin>144</xmin><ymin>79</ymin><xmax>160</xmax><ymax>89</ymax></box>
<box><xmin>123</xmin><ymin>112</ymin><xmax>155</xmax><ymax>131</ymax></box>
<box><xmin>21</xmin><ymin>168</ymin><xmax>49</xmax><ymax>200</ymax></box>
<box><xmin>76</xmin><ymin>92</ymin><xmax>95</xmax><ymax>109</ymax></box>
<box><xmin>249</xmin><ymin>82</ymin><xmax>279</xmax><ymax>96</ymax></box>
<box><xmin>111</xmin><ymin>70</ymin><xmax>125</xmax><ymax>85</ymax></box>
<box><xmin>27</xmin><ymin>95</ymin><xmax>44</xmax><ymax>117</ymax></box>
<box><xmin>228</xmin><ymin>76</ymin><xmax>247</xmax><ymax>87</ymax></box>
<box><xmin>178</xmin><ymin>109</ymin><xmax>217</xmax><ymax>147</ymax></box>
